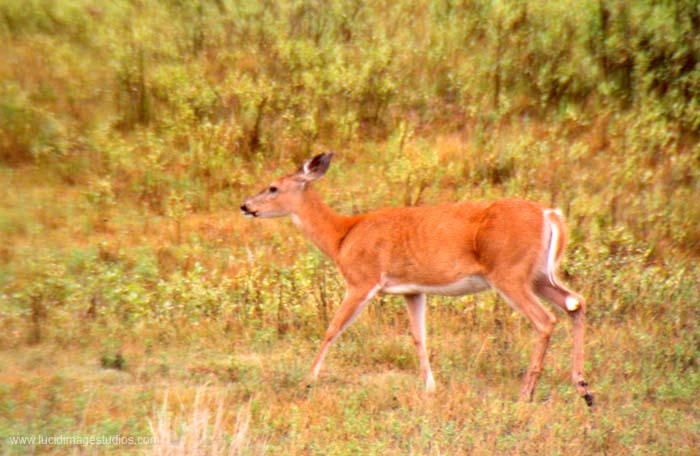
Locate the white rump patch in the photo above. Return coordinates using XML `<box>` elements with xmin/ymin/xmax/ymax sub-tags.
<box><xmin>543</xmin><ymin>209</ymin><xmax>562</xmax><ymax>286</ymax></box>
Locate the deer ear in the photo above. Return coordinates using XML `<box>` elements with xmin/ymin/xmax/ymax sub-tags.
<box><xmin>297</xmin><ymin>152</ymin><xmax>334</xmax><ymax>181</ymax></box>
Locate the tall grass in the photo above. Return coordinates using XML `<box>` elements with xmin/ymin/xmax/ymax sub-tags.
<box><xmin>149</xmin><ymin>389</ymin><xmax>257</xmax><ymax>456</ymax></box>
<box><xmin>1</xmin><ymin>0</ymin><xmax>699</xmax><ymax>454</ymax></box>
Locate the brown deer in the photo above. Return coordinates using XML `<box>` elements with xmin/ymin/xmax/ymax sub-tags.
<box><xmin>241</xmin><ymin>153</ymin><xmax>592</xmax><ymax>406</ymax></box>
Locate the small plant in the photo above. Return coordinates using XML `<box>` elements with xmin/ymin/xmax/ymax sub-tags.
<box><xmin>100</xmin><ymin>351</ymin><xmax>126</xmax><ymax>371</ymax></box>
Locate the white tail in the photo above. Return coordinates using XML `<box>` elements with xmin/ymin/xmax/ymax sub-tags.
<box><xmin>241</xmin><ymin>153</ymin><xmax>592</xmax><ymax>406</ymax></box>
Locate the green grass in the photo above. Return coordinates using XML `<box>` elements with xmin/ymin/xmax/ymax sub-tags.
<box><xmin>1</xmin><ymin>0</ymin><xmax>700</xmax><ymax>454</ymax></box>
<box><xmin>1</xmin><ymin>130</ymin><xmax>699</xmax><ymax>454</ymax></box>
<box><xmin>1</xmin><ymin>314</ymin><xmax>699</xmax><ymax>454</ymax></box>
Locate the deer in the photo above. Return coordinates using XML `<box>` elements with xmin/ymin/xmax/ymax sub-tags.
<box><xmin>241</xmin><ymin>153</ymin><xmax>593</xmax><ymax>406</ymax></box>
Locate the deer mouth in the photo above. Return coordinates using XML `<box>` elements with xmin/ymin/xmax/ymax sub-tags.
<box><xmin>240</xmin><ymin>204</ymin><xmax>258</xmax><ymax>218</ymax></box>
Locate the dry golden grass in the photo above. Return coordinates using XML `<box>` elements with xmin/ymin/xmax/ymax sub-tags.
<box><xmin>1</xmin><ymin>311</ymin><xmax>699</xmax><ymax>455</ymax></box>
<box><xmin>2</xmin><ymin>1</ymin><xmax>700</xmax><ymax>451</ymax></box>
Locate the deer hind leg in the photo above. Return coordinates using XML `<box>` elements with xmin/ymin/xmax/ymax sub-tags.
<box><xmin>310</xmin><ymin>284</ymin><xmax>379</xmax><ymax>381</ymax></box>
<box><xmin>490</xmin><ymin>279</ymin><xmax>558</xmax><ymax>402</ymax></box>
<box><xmin>404</xmin><ymin>293</ymin><xmax>436</xmax><ymax>392</ymax></box>
<box><xmin>534</xmin><ymin>275</ymin><xmax>593</xmax><ymax>407</ymax></box>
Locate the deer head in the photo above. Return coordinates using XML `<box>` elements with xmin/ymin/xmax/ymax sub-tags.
<box><xmin>240</xmin><ymin>153</ymin><xmax>333</xmax><ymax>218</ymax></box>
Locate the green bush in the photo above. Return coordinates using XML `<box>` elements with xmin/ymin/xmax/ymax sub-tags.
<box><xmin>0</xmin><ymin>85</ymin><xmax>67</xmax><ymax>164</ymax></box>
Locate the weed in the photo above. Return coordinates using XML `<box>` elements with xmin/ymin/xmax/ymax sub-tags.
<box><xmin>1</xmin><ymin>0</ymin><xmax>699</xmax><ymax>454</ymax></box>
<box><xmin>100</xmin><ymin>352</ymin><xmax>126</xmax><ymax>371</ymax></box>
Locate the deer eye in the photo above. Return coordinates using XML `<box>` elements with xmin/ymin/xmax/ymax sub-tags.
<box><xmin>268</xmin><ymin>186</ymin><xmax>278</xmax><ymax>194</ymax></box>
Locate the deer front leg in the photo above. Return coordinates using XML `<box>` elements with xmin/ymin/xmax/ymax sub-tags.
<box><xmin>310</xmin><ymin>284</ymin><xmax>380</xmax><ymax>381</ymax></box>
<box><xmin>404</xmin><ymin>293</ymin><xmax>436</xmax><ymax>392</ymax></box>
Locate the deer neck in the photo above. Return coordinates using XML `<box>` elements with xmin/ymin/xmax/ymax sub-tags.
<box><xmin>291</xmin><ymin>187</ymin><xmax>353</xmax><ymax>260</ymax></box>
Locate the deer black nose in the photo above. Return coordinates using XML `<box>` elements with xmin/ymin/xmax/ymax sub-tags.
<box><xmin>240</xmin><ymin>203</ymin><xmax>256</xmax><ymax>217</ymax></box>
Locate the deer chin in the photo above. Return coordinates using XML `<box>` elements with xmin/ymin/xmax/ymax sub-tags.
<box><xmin>240</xmin><ymin>207</ymin><xmax>258</xmax><ymax>218</ymax></box>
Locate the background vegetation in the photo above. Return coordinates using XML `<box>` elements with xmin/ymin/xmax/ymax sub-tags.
<box><xmin>1</xmin><ymin>0</ymin><xmax>699</xmax><ymax>454</ymax></box>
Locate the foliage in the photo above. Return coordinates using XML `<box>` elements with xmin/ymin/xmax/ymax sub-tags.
<box><xmin>1</xmin><ymin>0</ymin><xmax>699</xmax><ymax>454</ymax></box>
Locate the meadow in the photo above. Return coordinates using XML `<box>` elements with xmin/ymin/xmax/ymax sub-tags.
<box><xmin>1</xmin><ymin>0</ymin><xmax>699</xmax><ymax>454</ymax></box>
